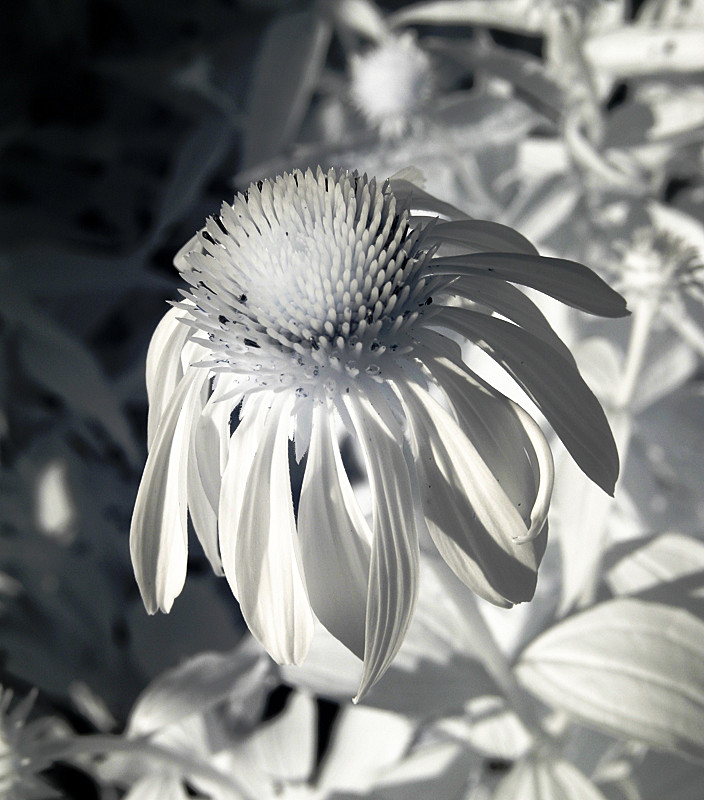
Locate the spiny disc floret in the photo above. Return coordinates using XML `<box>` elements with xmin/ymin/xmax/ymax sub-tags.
<box><xmin>179</xmin><ymin>168</ymin><xmax>436</xmax><ymax>397</ymax></box>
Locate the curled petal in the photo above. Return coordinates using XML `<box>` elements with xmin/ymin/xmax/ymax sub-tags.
<box><xmin>234</xmin><ymin>393</ymin><xmax>315</xmax><ymax>665</ymax></box>
<box><xmin>298</xmin><ymin>403</ymin><xmax>371</xmax><ymax>659</ymax></box>
<box><xmin>187</xmin><ymin>388</ymin><xmax>234</xmax><ymax>576</ymax></box>
<box><xmin>131</xmin><ymin>368</ymin><xmax>209</xmax><ymax>613</ymax></box>
<box><xmin>438</xmin><ymin>308</ymin><xmax>620</xmax><ymax>495</ymax></box>
<box><xmin>146</xmin><ymin>308</ymin><xmax>192</xmax><ymax>449</ymax></box>
<box><xmin>429</xmin><ymin>355</ymin><xmax>553</xmax><ymax>541</ymax></box>
<box><xmin>399</xmin><ymin>369</ymin><xmax>546</xmax><ymax>607</ymax></box>
<box><xmin>345</xmin><ymin>391</ymin><xmax>420</xmax><ymax>701</ymax></box>
<box><xmin>219</xmin><ymin>398</ymin><xmax>274</xmax><ymax>600</ymax></box>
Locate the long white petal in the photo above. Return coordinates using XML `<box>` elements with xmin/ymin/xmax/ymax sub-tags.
<box><xmin>345</xmin><ymin>392</ymin><xmax>420</xmax><ymax>701</ymax></box>
<box><xmin>399</xmin><ymin>372</ymin><xmax>546</xmax><ymax>607</ymax></box>
<box><xmin>218</xmin><ymin>397</ymin><xmax>272</xmax><ymax>600</ymax></box>
<box><xmin>446</xmin><ymin>277</ymin><xmax>577</xmax><ymax>365</ymax></box>
<box><xmin>146</xmin><ymin>308</ymin><xmax>191</xmax><ymax>449</ymax></box>
<box><xmin>425</xmin><ymin>219</ymin><xmax>539</xmax><ymax>255</ymax></box>
<box><xmin>130</xmin><ymin>367</ymin><xmax>208</xmax><ymax>613</ymax></box>
<box><xmin>437</xmin><ymin>307</ymin><xmax>619</xmax><ymax>494</ymax></box>
<box><xmin>429</xmin><ymin>355</ymin><xmax>553</xmax><ymax>541</ymax></box>
<box><xmin>298</xmin><ymin>403</ymin><xmax>371</xmax><ymax>659</ymax></box>
<box><xmin>234</xmin><ymin>393</ymin><xmax>315</xmax><ymax>665</ymax></box>
<box><xmin>428</xmin><ymin>252</ymin><xmax>629</xmax><ymax>317</ymax></box>
<box><xmin>186</xmin><ymin>387</ymin><xmax>235</xmax><ymax>576</ymax></box>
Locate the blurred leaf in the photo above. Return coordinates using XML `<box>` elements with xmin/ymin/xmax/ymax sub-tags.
<box><xmin>585</xmin><ymin>27</ymin><xmax>704</xmax><ymax>77</ymax></box>
<box><xmin>372</xmin><ymin>741</ymin><xmax>475</xmax><ymax>800</ymax></box>
<box><xmin>148</xmin><ymin>116</ymin><xmax>238</xmax><ymax>249</ymax></box>
<box><xmin>465</xmin><ymin>49</ymin><xmax>563</xmax><ymax>123</ymax></box>
<box><xmin>435</xmin><ymin>695</ymin><xmax>533</xmax><ymax>760</ymax></box>
<box><xmin>494</xmin><ymin>756</ymin><xmax>608</xmax><ymax>800</ymax></box>
<box><xmin>637</xmin><ymin>0</ymin><xmax>704</xmax><ymax>26</ymax></box>
<box><xmin>389</xmin><ymin>0</ymin><xmax>545</xmax><ymax>34</ymax></box>
<box><xmin>331</xmin><ymin>0</ymin><xmax>388</xmax><ymax>41</ymax></box>
<box><xmin>0</xmin><ymin>285</ymin><xmax>140</xmax><ymax>465</ymax></box>
<box><xmin>605</xmin><ymin>532</ymin><xmax>704</xmax><ymax>598</ymax></box>
<box><xmin>242</xmin><ymin>9</ymin><xmax>332</xmax><ymax>170</ymax></box>
<box><xmin>318</xmin><ymin>703</ymin><xmax>415</xmax><ymax>793</ymax></box>
<box><xmin>236</xmin><ymin>691</ymin><xmax>316</xmax><ymax>782</ymax></box>
<box><xmin>516</xmin><ymin>598</ymin><xmax>704</xmax><ymax>759</ymax></box>
<box><xmin>127</xmin><ymin>638</ymin><xmax>263</xmax><ymax>737</ymax></box>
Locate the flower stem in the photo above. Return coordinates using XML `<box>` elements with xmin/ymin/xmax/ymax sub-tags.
<box><xmin>613</xmin><ymin>297</ymin><xmax>659</xmax><ymax>412</ymax></box>
<box><xmin>576</xmin><ymin>297</ymin><xmax>658</xmax><ymax>608</ymax></box>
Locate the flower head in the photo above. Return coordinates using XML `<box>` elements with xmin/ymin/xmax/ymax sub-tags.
<box><xmin>0</xmin><ymin>687</ymin><xmax>59</xmax><ymax>800</ymax></box>
<box><xmin>349</xmin><ymin>33</ymin><xmax>434</xmax><ymax>138</ymax></box>
<box><xmin>131</xmin><ymin>167</ymin><xmax>626</xmax><ymax>699</ymax></box>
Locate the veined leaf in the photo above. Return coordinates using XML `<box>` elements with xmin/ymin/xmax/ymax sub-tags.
<box><xmin>516</xmin><ymin>598</ymin><xmax>704</xmax><ymax>759</ymax></box>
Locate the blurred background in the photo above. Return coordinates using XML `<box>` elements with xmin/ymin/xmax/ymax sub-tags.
<box><xmin>3</xmin><ymin>1</ymin><xmax>704</xmax><ymax>797</ymax></box>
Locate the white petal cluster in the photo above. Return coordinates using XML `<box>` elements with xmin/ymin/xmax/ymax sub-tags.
<box><xmin>131</xmin><ymin>167</ymin><xmax>626</xmax><ymax>699</ymax></box>
<box><xmin>349</xmin><ymin>33</ymin><xmax>434</xmax><ymax>138</ymax></box>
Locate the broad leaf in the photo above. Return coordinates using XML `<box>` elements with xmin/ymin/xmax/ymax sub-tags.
<box><xmin>516</xmin><ymin>598</ymin><xmax>704</xmax><ymax>759</ymax></box>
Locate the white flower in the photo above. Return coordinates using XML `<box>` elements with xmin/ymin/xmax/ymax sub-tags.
<box><xmin>348</xmin><ymin>33</ymin><xmax>434</xmax><ymax>138</ymax></box>
<box><xmin>131</xmin><ymin>167</ymin><xmax>625</xmax><ymax>698</ymax></box>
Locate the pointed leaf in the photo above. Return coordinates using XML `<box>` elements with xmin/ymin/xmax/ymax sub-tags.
<box><xmin>242</xmin><ymin>10</ymin><xmax>331</xmax><ymax>169</ymax></box>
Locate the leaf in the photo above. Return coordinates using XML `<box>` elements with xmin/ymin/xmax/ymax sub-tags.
<box><xmin>585</xmin><ymin>27</ymin><xmax>704</xmax><ymax>76</ymax></box>
<box><xmin>127</xmin><ymin>638</ymin><xmax>264</xmax><ymax>737</ymax></box>
<box><xmin>242</xmin><ymin>9</ymin><xmax>331</xmax><ymax>170</ymax></box>
<box><xmin>3</xmin><ymin>288</ymin><xmax>140</xmax><ymax>465</ymax></box>
<box><xmin>317</xmin><ymin>704</ymin><xmax>415</xmax><ymax>794</ymax></box>
<box><xmin>436</xmin><ymin>695</ymin><xmax>533</xmax><ymax>760</ymax></box>
<box><xmin>494</xmin><ymin>757</ymin><xmax>609</xmax><ymax>800</ymax></box>
<box><xmin>389</xmin><ymin>0</ymin><xmax>546</xmax><ymax>34</ymax></box>
<box><xmin>516</xmin><ymin>598</ymin><xmax>704</xmax><ymax>759</ymax></box>
<box><xmin>605</xmin><ymin>532</ymin><xmax>704</xmax><ymax>598</ymax></box>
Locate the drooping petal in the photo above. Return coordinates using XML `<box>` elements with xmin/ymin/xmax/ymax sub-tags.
<box><xmin>437</xmin><ymin>307</ymin><xmax>620</xmax><ymax>494</ymax></box>
<box><xmin>234</xmin><ymin>393</ymin><xmax>315</xmax><ymax>665</ymax></box>
<box><xmin>427</xmin><ymin>252</ymin><xmax>629</xmax><ymax>317</ymax></box>
<box><xmin>427</xmin><ymin>354</ymin><xmax>553</xmax><ymax>541</ymax></box>
<box><xmin>445</xmin><ymin>277</ymin><xmax>577</xmax><ymax>365</ymax></box>
<box><xmin>298</xmin><ymin>403</ymin><xmax>371</xmax><ymax>659</ymax></box>
<box><xmin>425</xmin><ymin>219</ymin><xmax>539</xmax><ymax>256</ymax></box>
<box><xmin>186</xmin><ymin>387</ymin><xmax>235</xmax><ymax>576</ymax></box>
<box><xmin>130</xmin><ymin>367</ymin><xmax>209</xmax><ymax>613</ymax></box>
<box><xmin>218</xmin><ymin>397</ymin><xmax>273</xmax><ymax>600</ymax></box>
<box><xmin>344</xmin><ymin>391</ymin><xmax>420</xmax><ymax>701</ymax></box>
<box><xmin>145</xmin><ymin>307</ymin><xmax>192</xmax><ymax>449</ymax></box>
<box><xmin>398</xmin><ymin>372</ymin><xmax>546</xmax><ymax>608</ymax></box>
